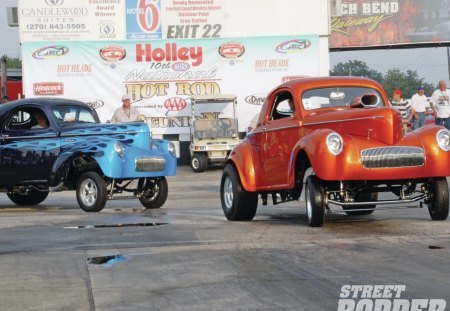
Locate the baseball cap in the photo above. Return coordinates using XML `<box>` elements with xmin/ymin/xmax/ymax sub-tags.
<box><xmin>122</xmin><ymin>94</ymin><xmax>131</xmax><ymax>101</ymax></box>
<box><xmin>393</xmin><ymin>89</ymin><xmax>402</xmax><ymax>96</ymax></box>
<box><xmin>417</xmin><ymin>85</ymin><xmax>424</xmax><ymax>90</ymax></box>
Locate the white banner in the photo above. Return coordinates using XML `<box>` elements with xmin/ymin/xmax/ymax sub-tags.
<box><xmin>22</xmin><ymin>36</ymin><xmax>320</xmax><ymax>134</ymax></box>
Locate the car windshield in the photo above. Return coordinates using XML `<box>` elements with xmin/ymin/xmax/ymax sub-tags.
<box><xmin>302</xmin><ymin>87</ymin><xmax>384</xmax><ymax>110</ymax></box>
<box><xmin>52</xmin><ymin>106</ymin><xmax>98</xmax><ymax>124</ymax></box>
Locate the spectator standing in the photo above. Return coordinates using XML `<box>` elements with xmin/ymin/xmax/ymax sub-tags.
<box><xmin>390</xmin><ymin>89</ymin><xmax>411</xmax><ymax>130</ymax></box>
<box><xmin>407</xmin><ymin>85</ymin><xmax>429</xmax><ymax>129</ymax></box>
<box><xmin>111</xmin><ymin>94</ymin><xmax>141</xmax><ymax>123</ymax></box>
<box><xmin>430</xmin><ymin>80</ymin><xmax>450</xmax><ymax>130</ymax></box>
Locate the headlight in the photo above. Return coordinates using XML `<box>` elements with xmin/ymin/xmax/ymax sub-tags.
<box><xmin>168</xmin><ymin>141</ymin><xmax>176</xmax><ymax>157</ymax></box>
<box><xmin>114</xmin><ymin>141</ymin><xmax>124</xmax><ymax>157</ymax></box>
<box><xmin>326</xmin><ymin>132</ymin><xmax>343</xmax><ymax>155</ymax></box>
<box><xmin>436</xmin><ymin>129</ymin><xmax>450</xmax><ymax>151</ymax></box>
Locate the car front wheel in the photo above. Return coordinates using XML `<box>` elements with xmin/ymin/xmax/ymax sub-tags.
<box><xmin>7</xmin><ymin>189</ymin><xmax>49</xmax><ymax>206</ymax></box>
<box><xmin>427</xmin><ymin>177</ymin><xmax>449</xmax><ymax>221</ymax></box>
<box><xmin>305</xmin><ymin>175</ymin><xmax>325</xmax><ymax>227</ymax></box>
<box><xmin>76</xmin><ymin>171</ymin><xmax>107</xmax><ymax>212</ymax></box>
<box><xmin>139</xmin><ymin>177</ymin><xmax>168</xmax><ymax>209</ymax></box>
<box><xmin>220</xmin><ymin>164</ymin><xmax>257</xmax><ymax>220</ymax></box>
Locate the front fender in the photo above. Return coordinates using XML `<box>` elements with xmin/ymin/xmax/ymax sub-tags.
<box><xmin>296</xmin><ymin>128</ymin><xmax>360</xmax><ymax>181</ymax></box>
<box><xmin>226</xmin><ymin>141</ymin><xmax>259</xmax><ymax>192</ymax></box>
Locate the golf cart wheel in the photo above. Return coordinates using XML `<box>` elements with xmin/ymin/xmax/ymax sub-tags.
<box><xmin>305</xmin><ymin>175</ymin><xmax>325</xmax><ymax>227</ymax></box>
<box><xmin>427</xmin><ymin>177</ymin><xmax>449</xmax><ymax>221</ymax></box>
<box><xmin>7</xmin><ymin>189</ymin><xmax>49</xmax><ymax>205</ymax></box>
<box><xmin>139</xmin><ymin>177</ymin><xmax>168</xmax><ymax>209</ymax></box>
<box><xmin>343</xmin><ymin>193</ymin><xmax>377</xmax><ymax>215</ymax></box>
<box><xmin>191</xmin><ymin>153</ymin><xmax>208</xmax><ymax>173</ymax></box>
<box><xmin>76</xmin><ymin>171</ymin><xmax>107</xmax><ymax>212</ymax></box>
<box><xmin>220</xmin><ymin>164</ymin><xmax>257</xmax><ymax>221</ymax></box>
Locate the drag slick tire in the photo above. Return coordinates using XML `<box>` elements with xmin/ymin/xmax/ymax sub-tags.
<box><xmin>7</xmin><ymin>189</ymin><xmax>49</xmax><ymax>206</ymax></box>
<box><xmin>139</xmin><ymin>177</ymin><xmax>168</xmax><ymax>209</ymax></box>
<box><xmin>76</xmin><ymin>171</ymin><xmax>107</xmax><ymax>212</ymax></box>
<box><xmin>427</xmin><ymin>177</ymin><xmax>449</xmax><ymax>221</ymax></box>
<box><xmin>305</xmin><ymin>175</ymin><xmax>325</xmax><ymax>227</ymax></box>
<box><xmin>220</xmin><ymin>164</ymin><xmax>257</xmax><ymax>221</ymax></box>
<box><xmin>343</xmin><ymin>193</ymin><xmax>378</xmax><ymax>216</ymax></box>
<box><xmin>191</xmin><ymin>153</ymin><xmax>208</xmax><ymax>173</ymax></box>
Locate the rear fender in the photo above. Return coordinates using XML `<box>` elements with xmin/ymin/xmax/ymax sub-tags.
<box><xmin>226</xmin><ymin>142</ymin><xmax>258</xmax><ymax>192</ymax></box>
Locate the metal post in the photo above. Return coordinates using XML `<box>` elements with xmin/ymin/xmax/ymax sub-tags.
<box><xmin>1</xmin><ymin>55</ymin><xmax>7</xmax><ymax>99</ymax></box>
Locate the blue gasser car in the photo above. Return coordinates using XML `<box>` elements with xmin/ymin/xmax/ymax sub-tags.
<box><xmin>0</xmin><ymin>98</ymin><xmax>176</xmax><ymax>212</ymax></box>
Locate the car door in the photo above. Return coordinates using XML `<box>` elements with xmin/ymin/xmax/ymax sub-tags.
<box><xmin>0</xmin><ymin>105</ymin><xmax>60</xmax><ymax>184</ymax></box>
<box><xmin>255</xmin><ymin>90</ymin><xmax>301</xmax><ymax>187</ymax></box>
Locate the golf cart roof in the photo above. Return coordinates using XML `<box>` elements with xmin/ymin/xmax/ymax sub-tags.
<box><xmin>190</xmin><ymin>94</ymin><xmax>237</xmax><ymax>102</ymax></box>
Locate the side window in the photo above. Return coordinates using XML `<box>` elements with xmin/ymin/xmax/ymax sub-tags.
<box><xmin>7</xmin><ymin>108</ymin><xmax>49</xmax><ymax>130</ymax></box>
<box><xmin>270</xmin><ymin>91</ymin><xmax>295</xmax><ymax>120</ymax></box>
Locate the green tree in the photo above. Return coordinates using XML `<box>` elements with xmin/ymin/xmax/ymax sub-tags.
<box><xmin>330</xmin><ymin>60</ymin><xmax>383</xmax><ymax>83</ymax></box>
<box><xmin>382</xmin><ymin>68</ymin><xmax>434</xmax><ymax>99</ymax></box>
<box><xmin>2</xmin><ymin>56</ymin><xmax>22</xmax><ymax>69</ymax></box>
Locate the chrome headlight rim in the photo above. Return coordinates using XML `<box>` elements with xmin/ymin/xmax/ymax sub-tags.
<box><xmin>436</xmin><ymin>129</ymin><xmax>450</xmax><ymax>151</ymax></box>
<box><xmin>168</xmin><ymin>141</ymin><xmax>176</xmax><ymax>157</ymax></box>
<box><xmin>326</xmin><ymin>132</ymin><xmax>344</xmax><ymax>156</ymax></box>
<box><xmin>114</xmin><ymin>141</ymin><xmax>124</xmax><ymax>157</ymax></box>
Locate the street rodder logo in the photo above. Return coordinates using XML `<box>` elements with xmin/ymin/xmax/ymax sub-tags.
<box><xmin>338</xmin><ymin>285</ymin><xmax>446</xmax><ymax>311</ymax></box>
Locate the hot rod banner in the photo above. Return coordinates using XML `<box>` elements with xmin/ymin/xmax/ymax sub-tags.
<box><xmin>22</xmin><ymin>35</ymin><xmax>320</xmax><ymax>134</ymax></box>
<box><xmin>330</xmin><ymin>0</ymin><xmax>450</xmax><ymax>48</ymax></box>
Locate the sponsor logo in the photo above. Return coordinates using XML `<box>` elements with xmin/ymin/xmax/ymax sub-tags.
<box><xmin>245</xmin><ymin>94</ymin><xmax>266</xmax><ymax>106</ymax></box>
<box><xmin>45</xmin><ymin>0</ymin><xmax>64</xmax><ymax>6</ymax></box>
<box><xmin>164</xmin><ymin>97</ymin><xmax>187</xmax><ymax>111</ymax></box>
<box><xmin>219</xmin><ymin>42</ymin><xmax>245</xmax><ymax>59</ymax></box>
<box><xmin>255</xmin><ymin>59</ymin><xmax>289</xmax><ymax>72</ymax></box>
<box><xmin>33</xmin><ymin>82</ymin><xmax>64</xmax><ymax>95</ymax></box>
<box><xmin>171</xmin><ymin>62</ymin><xmax>190</xmax><ymax>71</ymax></box>
<box><xmin>136</xmin><ymin>43</ymin><xmax>203</xmax><ymax>66</ymax></box>
<box><xmin>338</xmin><ymin>284</ymin><xmax>446</xmax><ymax>311</ymax></box>
<box><xmin>99</xmin><ymin>45</ymin><xmax>126</xmax><ymax>62</ymax></box>
<box><xmin>100</xmin><ymin>25</ymin><xmax>115</xmax><ymax>36</ymax></box>
<box><xmin>276</xmin><ymin>39</ymin><xmax>311</xmax><ymax>54</ymax></box>
<box><xmin>32</xmin><ymin>46</ymin><xmax>69</xmax><ymax>60</ymax></box>
<box><xmin>77</xmin><ymin>98</ymin><xmax>105</xmax><ymax>109</ymax></box>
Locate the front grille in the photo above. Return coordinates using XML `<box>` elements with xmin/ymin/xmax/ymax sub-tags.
<box><xmin>361</xmin><ymin>146</ymin><xmax>424</xmax><ymax>168</ymax></box>
<box><xmin>135</xmin><ymin>157</ymin><xmax>166</xmax><ymax>172</ymax></box>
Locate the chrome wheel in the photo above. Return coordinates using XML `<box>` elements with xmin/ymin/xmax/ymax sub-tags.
<box><xmin>79</xmin><ymin>178</ymin><xmax>98</xmax><ymax>207</ymax></box>
<box><xmin>223</xmin><ymin>176</ymin><xmax>234</xmax><ymax>210</ymax></box>
<box><xmin>305</xmin><ymin>186</ymin><xmax>312</xmax><ymax>220</ymax></box>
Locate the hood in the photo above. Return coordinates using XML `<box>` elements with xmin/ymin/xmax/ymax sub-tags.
<box><xmin>59</xmin><ymin>122</ymin><xmax>151</xmax><ymax>148</ymax></box>
<box><xmin>303</xmin><ymin>107</ymin><xmax>403</xmax><ymax>145</ymax></box>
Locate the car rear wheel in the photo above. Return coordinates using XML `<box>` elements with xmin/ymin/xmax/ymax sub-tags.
<box><xmin>139</xmin><ymin>177</ymin><xmax>168</xmax><ymax>209</ymax></box>
<box><xmin>76</xmin><ymin>171</ymin><xmax>107</xmax><ymax>212</ymax></box>
<box><xmin>7</xmin><ymin>189</ymin><xmax>49</xmax><ymax>206</ymax></box>
<box><xmin>220</xmin><ymin>164</ymin><xmax>257</xmax><ymax>220</ymax></box>
<box><xmin>191</xmin><ymin>153</ymin><xmax>208</xmax><ymax>173</ymax></box>
<box><xmin>343</xmin><ymin>193</ymin><xmax>378</xmax><ymax>215</ymax></box>
<box><xmin>305</xmin><ymin>175</ymin><xmax>325</xmax><ymax>227</ymax></box>
<box><xmin>427</xmin><ymin>177</ymin><xmax>449</xmax><ymax>221</ymax></box>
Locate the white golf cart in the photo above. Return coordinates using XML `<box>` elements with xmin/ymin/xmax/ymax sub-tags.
<box><xmin>189</xmin><ymin>94</ymin><xmax>240</xmax><ymax>173</ymax></box>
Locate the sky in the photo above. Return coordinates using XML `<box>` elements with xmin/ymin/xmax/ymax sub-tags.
<box><xmin>1</xmin><ymin>0</ymin><xmax>449</xmax><ymax>85</ymax></box>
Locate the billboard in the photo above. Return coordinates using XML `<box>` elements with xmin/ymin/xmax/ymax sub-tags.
<box><xmin>330</xmin><ymin>0</ymin><xmax>450</xmax><ymax>49</ymax></box>
<box><xmin>22</xmin><ymin>36</ymin><xmax>320</xmax><ymax>134</ymax></box>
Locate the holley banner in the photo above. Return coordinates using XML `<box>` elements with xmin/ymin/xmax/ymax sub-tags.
<box><xmin>22</xmin><ymin>35</ymin><xmax>320</xmax><ymax>134</ymax></box>
<box><xmin>330</xmin><ymin>0</ymin><xmax>450</xmax><ymax>48</ymax></box>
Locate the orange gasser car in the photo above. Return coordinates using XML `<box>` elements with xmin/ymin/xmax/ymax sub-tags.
<box><xmin>220</xmin><ymin>76</ymin><xmax>450</xmax><ymax>227</ymax></box>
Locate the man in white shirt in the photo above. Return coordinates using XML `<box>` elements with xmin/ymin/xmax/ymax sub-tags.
<box><xmin>430</xmin><ymin>80</ymin><xmax>450</xmax><ymax>130</ymax></box>
<box><xmin>390</xmin><ymin>89</ymin><xmax>411</xmax><ymax>131</ymax></box>
<box><xmin>407</xmin><ymin>85</ymin><xmax>429</xmax><ymax>130</ymax></box>
<box><xmin>111</xmin><ymin>94</ymin><xmax>141</xmax><ymax>123</ymax></box>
